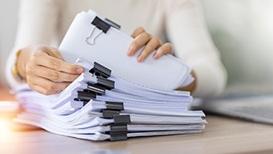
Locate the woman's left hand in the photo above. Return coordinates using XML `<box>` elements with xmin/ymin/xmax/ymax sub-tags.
<box><xmin>128</xmin><ymin>27</ymin><xmax>173</xmax><ymax>62</ymax></box>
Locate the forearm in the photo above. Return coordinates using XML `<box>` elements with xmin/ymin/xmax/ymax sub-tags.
<box><xmin>165</xmin><ymin>0</ymin><xmax>227</xmax><ymax>96</ymax></box>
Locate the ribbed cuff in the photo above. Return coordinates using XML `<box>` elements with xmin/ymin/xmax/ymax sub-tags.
<box><xmin>5</xmin><ymin>48</ymin><xmax>25</xmax><ymax>90</ymax></box>
<box><xmin>190</xmin><ymin>59</ymin><xmax>227</xmax><ymax>98</ymax></box>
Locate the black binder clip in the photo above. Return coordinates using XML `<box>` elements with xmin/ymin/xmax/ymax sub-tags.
<box><xmin>91</xmin><ymin>16</ymin><xmax>121</xmax><ymax>33</ymax></box>
<box><xmin>110</xmin><ymin>124</ymin><xmax>128</xmax><ymax>133</ymax></box>
<box><xmin>86</xmin><ymin>16</ymin><xmax>120</xmax><ymax>46</ymax></box>
<box><xmin>102</xmin><ymin>110</ymin><xmax>120</xmax><ymax>119</ymax></box>
<box><xmin>102</xmin><ymin>102</ymin><xmax>124</xmax><ymax>118</ymax></box>
<box><xmin>109</xmin><ymin>125</ymin><xmax>128</xmax><ymax>141</ymax></box>
<box><xmin>97</xmin><ymin>76</ymin><xmax>115</xmax><ymax>90</ymax></box>
<box><xmin>89</xmin><ymin>62</ymin><xmax>111</xmax><ymax>78</ymax></box>
<box><xmin>73</xmin><ymin>98</ymin><xmax>89</xmax><ymax>106</ymax></box>
<box><xmin>76</xmin><ymin>90</ymin><xmax>96</xmax><ymax>102</ymax></box>
<box><xmin>86</xmin><ymin>84</ymin><xmax>105</xmax><ymax>95</ymax></box>
<box><xmin>113</xmin><ymin>115</ymin><xmax>131</xmax><ymax>125</ymax></box>
<box><xmin>87</xmin><ymin>76</ymin><xmax>115</xmax><ymax>92</ymax></box>
<box><xmin>105</xmin><ymin>18</ymin><xmax>121</xmax><ymax>30</ymax></box>
<box><xmin>91</xmin><ymin>16</ymin><xmax>111</xmax><ymax>33</ymax></box>
<box><xmin>106</xmin><ymin>101</ymin><xmax>124</xmax><ymax>111</ymax></box>
<box><xmin>108</xmin><ymin>115</ymin><xmax>130</xmax><ymax>141</ymax></box>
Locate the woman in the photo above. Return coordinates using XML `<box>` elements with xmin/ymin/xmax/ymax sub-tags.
<box><xmin>6</xmin><ymin>0</ymin><xmax>227</xmax><ymax>97</ymax></box>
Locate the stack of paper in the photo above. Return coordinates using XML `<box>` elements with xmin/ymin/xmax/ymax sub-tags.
<box><xmin>14</xmin><ymin>10</ymin><xmax>206</xmax><ymax>141</ymax></box>
<box><xmin>15</xmin><ymin>59</ymin><xmax>206</xmax><ymax>141</ymax></box>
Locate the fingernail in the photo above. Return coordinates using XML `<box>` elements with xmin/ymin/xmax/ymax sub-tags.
<box><xmin>154</xmin><ymin>53</ymin><xmax>160</xmax><ymax>59</ymax></box>
<box><xmin>127</xmin><ymin>51</ymin><xmax>132</xmax><ymax>56</ymax></box>
<box><xmin>77</xmin><ymin>67</ymin><xmax>84</xmax><ymax>74</ymax></box>
<box><xmin>137</xmin><ymin>57</ymin><xmax>143</xmax><ymax>62</ymax></box>
<box><xmin>128</xmin><ymin>46</ymin><xmax>135</xmax><ymax>56</ymax></box>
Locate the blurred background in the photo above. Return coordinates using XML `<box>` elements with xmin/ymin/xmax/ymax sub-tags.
<box><xmin>1</xmin><ymin>0</ymin><xmax>273</xmax><ymax>87</ymax></box>
<box><xmin>202</xmin><ymin>0</ymin><xmax>273</xmax><ymax>86</ymax></box>
<box><xmin>0</xmin><ymin>0</ymin><xmax>19</xmax><ymax>85</ymax></box>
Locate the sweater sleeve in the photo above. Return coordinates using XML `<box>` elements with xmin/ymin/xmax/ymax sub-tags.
<box><xmin>5</xmin><ymin>0</ymin><xmax>62</xmax><ymax>89</ymax></box>
<box><xmin>164</xmin><ymin>0</ymin><xmax>227</xmax><ymax>97</ymax></box>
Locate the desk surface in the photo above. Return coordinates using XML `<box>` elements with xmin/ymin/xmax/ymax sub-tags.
<box><xmin>1</xmin><ymin>87</ymin><xmax>273</xmax><ymax>154</ymax></box>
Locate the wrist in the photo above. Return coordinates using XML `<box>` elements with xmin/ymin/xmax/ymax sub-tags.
<box><xmin>16</xmin><ymin>48</ymin><xmax>32</xmax><ymax>80</ymax></box>
<box><xmin>176</xmin><ymin>71</ymin><xmax>197</xmax><ymax>93</ymax></box>
<box><xmin>11</xmin><ymin>49</ymin><xmax>24</xmax><ymax>81</ymax></box>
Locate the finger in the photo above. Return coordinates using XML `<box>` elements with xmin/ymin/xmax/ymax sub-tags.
<box><xmin>35</xmin><ymin>46</ymin><xmax>64</xmax><ymax>60</ymax></box>
<box><xmin>28</xmin><ymin>75</ymin><xmax>69</xmax><ymax>95</ymax></box>
<box><xmin>34</xmin><ymin>54</ymin><xmax>84</xmax><ymax>75</ymax></box>
<box><xmin>137</xmin><ymin>37</ymin><xmax>161</xmax><ymax>62</ymax></box>
<box><xmin>44</xmin><ymin>47</ymin><xmax>64</xmax><ymax>60</ymax></box>
<box><xmin>128</xmin><ymin>32</ymin><xmax>151</xmax><ymax>56</ymax></box>
<box><xmin>30</xmin><ymin>65</ymin><xmax>79</xmax><ymax>82</ymax></box>
<box><xmin>28</xmin><ymin>84</ymin><xmax>48</xmax><ymax>95</ymax></box>
<box><xmin>154</xmin><ymin>43</ymin><xmax>173</xmax><ymax>59</ymax></box>
<box><xmin>131</xmin><ymin>27</ymin><xmax>145</xmax><ymax>38</ymax></box>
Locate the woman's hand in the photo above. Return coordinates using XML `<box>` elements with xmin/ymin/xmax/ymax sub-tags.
<box><xmin>17</xmin><ymin>46</ymin><xmax>84</xmax><ymax>95</ymax></box>
<box><xmin>128</xmin><ymin>27</ymin><xmax>173</xmax><ymax>62</ymax></box>
<box><xmin>128</xmin><ymin>27</ymin><xmax>197</xmax><ymax>93</ymax></box>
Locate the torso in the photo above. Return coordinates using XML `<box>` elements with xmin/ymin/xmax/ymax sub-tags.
<box><xmin>58</xmin><ymin>0</ymin><xmax>166</xmax><ymax>42</ymax></box>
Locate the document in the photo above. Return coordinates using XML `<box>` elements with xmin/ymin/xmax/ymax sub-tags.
<box><xmin>59</xmin><ymin>10</ymin><xmax>192</xmax><ymax>91</ymax></box>
<box><xmin>14</xmin><ymin>10</ymin><xmax>206</xmax><ymax>141</ymax></box>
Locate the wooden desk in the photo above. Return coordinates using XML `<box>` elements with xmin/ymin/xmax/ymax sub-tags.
<box><xmin>1</xmin><ymin>87</ymin><xmax>273</xmax><ymax>154</ymax></box>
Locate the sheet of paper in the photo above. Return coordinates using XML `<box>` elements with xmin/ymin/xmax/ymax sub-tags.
<box><xmin>59</xmin><ymin>10</ymin><xmax>190</xmax><ymax>91</ymax></box>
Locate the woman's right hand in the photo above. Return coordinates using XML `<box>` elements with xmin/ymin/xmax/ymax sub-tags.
<box><xmin>17</xmin><ymin>45</ymin><xmax>84</xmax><ymax>95</ymax></box>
